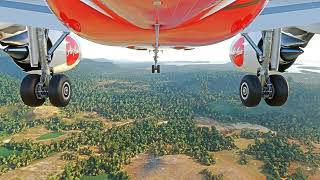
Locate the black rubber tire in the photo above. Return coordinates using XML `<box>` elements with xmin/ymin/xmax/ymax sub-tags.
<box><xmin>48</xmin><ymin>74</ymin><xmax>72</xmax><ymax>107</ymax></box>
<box><xmin>20</xmin><ymin>74</ymin><xmax>45</xmax><ymax>107</ymax></box>
<box><xmin>157</xmin><ymin>65</ymin><xmax>160</xmax><ymax>73</ymax></box>
<box><xmin>265</xmin><ymin>75</ymin><xmax>289</xmax><ymax>107</ymax></box>
<box><xmin>239</xmin><ymin>75</ymin><xmax>262</xmax><ymax>107</ymax></box>
<box><xmin>152</xmin><ymin>65</ymin><xmax>155</xmax><ymax>73</ymax></box>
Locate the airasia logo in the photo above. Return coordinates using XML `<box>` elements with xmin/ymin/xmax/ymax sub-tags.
<box><xmin>230</xmin><ymin>37</ymin><xmax>244</xmax><ymax>67</ymax></box>
<box><xmin>66</xmin><ymin>36</ymin><xmax>80</xmax><ymax>66</ymax></box>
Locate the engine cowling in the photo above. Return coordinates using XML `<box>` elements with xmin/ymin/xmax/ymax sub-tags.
<box><xmin>48</xmin><ymin>32</ymin><xmax>81</xmax><ymax>73</ymax></box>
<box><xmin>230</xmin><ymin>32</ymin><xmax>304</xmax><ymax>73</ymax></box>
<box><xmin>4</xmin><ymin>30</ymin><xmax>81</xmax><ymax>74</ymax></box>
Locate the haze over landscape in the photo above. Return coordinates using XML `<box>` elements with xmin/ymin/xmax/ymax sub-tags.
<box><xmin>79</xmin><ymin>34</ymin><xmax>320</xmax><ymax>70</ymax></box>
<box><xmin>0</xmin><ymin>32</ymin><xmax>320</xmax><ymax>179</ymax></box>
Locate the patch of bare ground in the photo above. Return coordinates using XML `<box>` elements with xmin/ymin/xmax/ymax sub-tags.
<box><xmin>6</xmin><ymin>126</ymin><xmax>51</xmax><ymax>143</ymax></box>
<box><xmin>212</xmin><ymin>150</ymin><xmax>265</xmax><ymax>180</ymax></box>
<box><xmin>286</xmin><ymin>141</ymin><xmax>320</xmax><ymax>179</ymax></box>
<box><xmin>312</xmin><ymin>142</ymin><xmax>320</xmax><ymax>154</ymax></box>
<box><xmin>310</xmin><ymin>172</ymin><xmax>320</xmax><ymax>180</ymax></box>
<box><xmin>0</xmin><ymin>105</ymin><xmax>16</xmax><ymax>114</ymax></box>
<box><xmin>125</xmin><ymin>152</ymin><xmax>265</xmax><ymax>180</ymax></box>
<box><xmin>103</xmin><ymin>119</ymin><xmax>135</xmax><ymax>129</ymax></box>
<box><xmin>97</xmin><ymin>80</ymin><xmax>118</xmax><ymax>87</ymax></box>
<box><xmin>4</xmin><ymin>125</ymin><xmax>79</xmax><ymax>145</ymax></box>
<box><xmin>0</xmin><ymin>153</ymin><xmax>66</xmax><ymax>180</ymax></box>
<box><xmin>72</xmin><ymin>112</ymin><xmax>137</xmax><ymax>133</ymax></box>
<box><xmin>124</xmin><ymin>154</ymin><xmax>205</xmax><ymax>180</ymax></box>
<box><xmin>288</xmin><ymin>161</ymin><xmax>320</xmax><ymax>179</ymax></box>
<box><xmin>234</xmin><ymin>138</ymin><xmax>255</xmax><ymax>150</ymax></box>
<box><xmin>195</xmin><ymin>117</ymin><xmax>272</xmax><ymax>134</ymax></box>
<box><xmin>32</xmin><ymin>106</ymin><xmax>60</xmax><ymax>120</ymax></box>
<box><xmin>72</xmin><ymin>111</ymin><xmax>134</xmax><ymax>129</ymax></box>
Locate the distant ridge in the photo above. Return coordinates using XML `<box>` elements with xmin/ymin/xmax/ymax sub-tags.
<box><xmin>0</xmin><ymin>55</ymin><xmax>25</xmax><ymax>79</ymax></box>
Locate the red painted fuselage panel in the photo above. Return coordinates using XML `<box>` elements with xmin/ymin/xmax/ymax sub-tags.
<box><xmin>93</xmin><ymin>0</ymin><xmax>223</xmax><ymax>29</ymax></box>
<box><xmin>47</xmin><ymin>0</ymin><xmax>267</xmax><ymax>47</ymax></box>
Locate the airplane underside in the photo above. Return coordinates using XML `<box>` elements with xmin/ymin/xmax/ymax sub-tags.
<box><xmin>0</xmin><ymin>0</ymin><xmax>320</xmax><ymax>108</ymax></box>
<box><xmin>47</xmin><ymin>0</ymin><xmax>267</xmax><ymax>47</ymax></box>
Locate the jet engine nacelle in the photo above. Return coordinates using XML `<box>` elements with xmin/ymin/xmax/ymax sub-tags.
<box><xmin>4</xmin><ymin>31</ymin><xmax>81</xmax><ymax>74</ymax></box>
<box><xmin>229</xmin><ymin>33</ymin><xmax>261</xmax><ymax>73</ymax></box>
<box><xmin>230</xmin><ymin>32</ymin><xmax>304</xmax><ymax>73</ymax></box>
<box><xmin>48</xmin><ymin>32</ymin><xmax>81</xmax><ymax>73</ymax></box>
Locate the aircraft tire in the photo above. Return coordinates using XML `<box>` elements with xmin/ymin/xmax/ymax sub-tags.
<box><xmin>239</xmin><ymin>75</ymin><xmax>262</xmax><ymax>107</ymax></box>
<box><xmin>48</xmin><ymin>74</ymin><xmax>72</xmax><ymax>107</ymax></box>
<box><xmin>20</xmin><ymin>74</ymin><xmax>45</xmax><ymax>107</ymax></box>
<box><xmin>152</xmin><ymin>65</ymin><xmax>155</xmax><ymax>73</ymax></box>
<box><xmin>265</xmin><ymin>75</ymin><xmax>289</xmax><ymax>107</ymax></box>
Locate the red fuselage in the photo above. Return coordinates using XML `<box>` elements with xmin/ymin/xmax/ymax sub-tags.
<box><xmin>47</xmin><ymin>0</ymin><xmax>267</xmax><ymax>47</ymax></box>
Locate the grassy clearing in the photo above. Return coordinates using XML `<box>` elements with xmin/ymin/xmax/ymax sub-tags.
<box><xmin>81</xmin><ymin>174</ymin><xmax>111</xmax><ymax>180</ymax></box>
<box><xmin>0</xmin><ymin>147</ymin><xmax>14</xmax><ymax>157</ymax></box>
<box><xmin>37</xmin><ymin>132</ymin><xmax>65</xmax><ymax>141</ymax></box>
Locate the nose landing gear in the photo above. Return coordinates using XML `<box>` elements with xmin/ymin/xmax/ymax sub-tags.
<box><xmin>152</xmin><ymin>64</ymin><xmax>160</xmax><ymax>74</ymax></box>
<box><xmin>151</xmin><ymin>24</ymin><xmax>161</xmax><ymax>74</ymax></box>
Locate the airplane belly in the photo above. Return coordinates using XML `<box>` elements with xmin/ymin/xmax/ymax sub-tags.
<box><xmin>47</xmin><ymin>0</ymin><xmax>267</xmax><ymax>46</ymax></box>
<box><xmin>90</xmin><ymin>0</ymin><xmax>225</xmax><ymax>29</ymax></box>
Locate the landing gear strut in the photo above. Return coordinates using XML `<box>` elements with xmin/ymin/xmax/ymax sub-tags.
<box><xmin>20</xmin><ymin>28</ymin><xmax>71</xmax><ymax>107</ymax></box>
<box><xmin>152</xmin><ymin>24</ymin><xmax>161</xmax><ymax>74</ymax></box>
<box><xmin>240</xmin><ymin>29</ymin><xmax>289</xmax><ymax>107</ymax></box>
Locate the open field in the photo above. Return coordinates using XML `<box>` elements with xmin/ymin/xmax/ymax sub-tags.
<box><xmin>81</xmin><ymin>174</ymin><xmax>112</xmax><ymax>180</ymax></box>
<box><xmin>0</xmin><ymin>153</ymin><xmax>67</xmax><ymax>180</ymax></box>
<box><xmin>234</xmin><ymin>138</ymin><xmax>255</xmax><ymax>150</ymax></box>
<box><xmin>32</xmin><ymin>106</ymin><xmax>61</xmax><ymax>120</ymax></box>
<box><xmin>125</xmin><ymin>154</ymin><xmax>206</xmax><ymax>180</ymax></box>
<box><xmin>125</xmin><ymin>151</ymin><xmax>265</xmax><ymax>180</ymax></box>
<box><xmin>36</xmin><ymin>132</ymin><xmax>65</xmax><ymax>141</ymax></box>
<box><xmin>211</xmin><ymin>150</ymin><xmax>265</xmax><ymax>180</ymax></box>
<box><xmin>9</xmin><ymin>126</ymin><xmax>51</xmax><ymax>143</ymax></box>
<box><xmin>195</xmin><ymin>117</ymin><xmax>272</xmax><ymax>134</ymax></box>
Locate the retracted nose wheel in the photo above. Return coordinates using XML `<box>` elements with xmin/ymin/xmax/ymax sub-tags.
<box><xmin>20</xmin><ymin>74</ymin><xmax>46</xmax><ymax>107</ymax></box>
<box><xmin>239</xmin><ymin>75</ymin><xmax>262</xmax><ymax>107</ymax></box>
<box><xmin>264</xmin><ymin>74</ymin><xmax>289</xmax><ymax>106</ymax></box>
<box><xmin>48</xmin><ymin>74</ymin><xmax>72</xmax><ymax>107</ymax></box>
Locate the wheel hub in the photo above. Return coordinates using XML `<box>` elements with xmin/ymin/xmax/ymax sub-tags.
<box><xmin>240</xmin><ymin>82</ymin><xmax>249</xmax><ymax>100</ymax></box>
<box><xmin>35</xmin><ymin>83</ymin><xmax>48</xmax><ymax>100</ymax></box>
<box><xmin>62</xmin><ymin>82</ymin><xmax>71</xmax><ymax>100</ymax></box>
<box><xmin>263</xmin><ymin>81</ymin><xmax>275</xmax><ymax>99</ymax></box>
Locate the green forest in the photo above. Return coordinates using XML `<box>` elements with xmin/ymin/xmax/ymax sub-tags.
<box><xmin>0</xmin><ymin>55</ymin><xmax>320</xmax><ymax>179</ymax></box>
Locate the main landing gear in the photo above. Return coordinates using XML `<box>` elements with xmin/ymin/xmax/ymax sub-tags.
<box><xmin>240</xmin><ymin>29</ymin><xmax>289</xmax><ymax>107</ymax></box>
<box><xmin>21</xmin><ymin>74</ymin><xmax>71</xmax><ymax>107</ymax></box>
<box><xmin>20</xmin><ymin>28</ymin><xmax>71</xmax><ymax>107</ymax></box>
<box><xmin>240</xmin><ymin>74</ymin><xmax>289</xmax><ymax>107</ymax></box>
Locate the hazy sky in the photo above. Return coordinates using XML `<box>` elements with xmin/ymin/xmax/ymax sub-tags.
<box><xmin>79</xmin><ymin>34</ymin><xmax>320</xmax><ymax>66</ymax></box>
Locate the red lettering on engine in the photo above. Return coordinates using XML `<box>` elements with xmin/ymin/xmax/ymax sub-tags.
<box><xmin>230</xmin><ymin>37</ymin><xmax>244</xmax><ymax>67</ymax></box>
<box><xmin>66</xmin><ymin>36</ymin><xmax>80</xmax><ymax>66</ymax></box>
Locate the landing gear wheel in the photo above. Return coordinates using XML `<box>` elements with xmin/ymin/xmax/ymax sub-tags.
<box><xmin>48</xmin><ymin>74</ymin><xmax>72</xmax><ymax>107</ymax></box>
<box><xmin>20</xmin><ymin>74</ymin><xmax>45</xmax><ymax>107</ymax></box>
<box><xmin>152</xmin><ymin>65</ymin><xmax>155</xmax><ymax>73</ymax></box>
<box><xmin>240</xmin><ymin>75</ymin><xmax>262</xmax><ymax>107</ymax></box>
<box><xmin>152</xmin><ymin>65</ymin><xmax>160</xmax><ymax>73</ymax></box>
<box><xmin>264</xmin><ymin>75</ymin><xmax>289</xmax><ymax>107</ymax></box>
<box><xmin>157</xmin><ymin>65</ymin><xmax>160</xmax><ymax>73</ymax></box>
